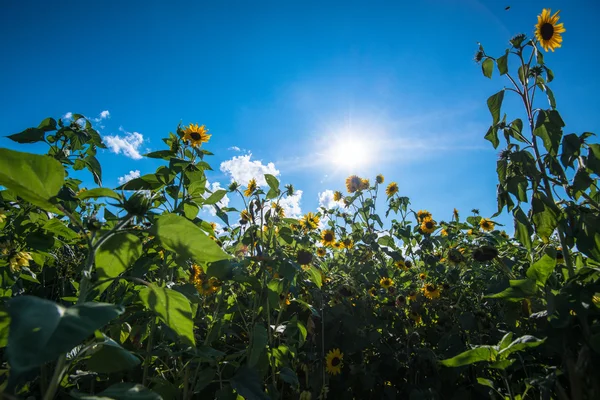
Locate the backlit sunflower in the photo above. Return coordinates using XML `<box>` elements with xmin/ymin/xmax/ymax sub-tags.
<box><xmin>183</xmin><ymin>123</ymin><xmax>211</xmax><ymax>147</ymax></box>
<box><xmin>479</xmin><ymin>218</ymin><xmax>495</xmax><ymax>232</ymax></box>
<box><xmin>317</xmin><ymin>247</ymin><xmax>327</xmax><ymax>257</ymax></box>
<box><xmin>345</xmin><ymin>175</ymin><xmax>362</xmax><ymax>193</ymax></box>
<box><xmin>359</xmin><ymin>178</ymin><xmax>370</xmax><ymax>191</ymax></box>
<box><xmin>333</xmin><ymin>190</ymin><xmax>343</xmax><ymax>201</ymax></box>
<box><xmin>379</xmin><ymin>277</ymin><xmax>394</xmax><ymax>289</ymax></box>
<box><xmin>376</xmin><ymin>174</ymin><xmax>384</xmax><ymax>184</ymax></box>
<box><xmin>417</xmin><ymin>210</ymin><xmax>432</xmax><ymax>221</ymax></box>
<box><xmin>321</xmin><ymin>230</ymin><xmax>336</xmax><ymax>247</ymax></box>
<box><xmin>190</xmin><ymin>264</ymin><xmax>220</xmax><ymax>295</ymax></box>
<box><xmin>422</xmin><ymin>283</ymin><xmax>441</xmax><ymax>300</ymax></box>
<box><xmin>325</xmin><ymin>348</ymin><xmax>343</xmax><ymax>375</ymax></box>
<box><xmin>535</xmin><ymin>9</ymin><xmax>565</xmax><ymax>52</ymax></box>
<box><xmin>300</xmin><ymin>212</ymin><xmax>320</xmax><ymax>231</ymax></box>
<box><xmin>244</xmin><ymin>179</ymin><xmax>258</xmax><ymax>197</ymax></box>
<box><xmin>296</xmin><ymin>249</ymin><xmax>313</xmax><ymax>266</ymax></box>
<box><xmin>386</xmin><ymin>182</ymin><xmax>399</xmax><ymax>197</ymax></box>
<box><xmin>420</xmin><ymin>218</ymin><xmax>436</xmax><ymax>234</ymax></box>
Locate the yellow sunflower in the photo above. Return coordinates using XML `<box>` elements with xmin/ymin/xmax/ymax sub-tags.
<box><xmin>271</xmin><ymin>203</ymin><xmax>285</xmax><ymax>218</ymax></box>
<box><xmin>441</xmin><ymin>228</ymin><xmax>448</xmax><ymax>237</ymax></box>
<box><xmin>244</xmin><ymin>178</ymin><xmax>258</xmax><ymax>197</ymax></box>
<box><xmin>345</xmin><ymin>175</ymin><xmax>362</xmax><ymax>193</ymax></box>
<box><xmin>183</xmin><ymin>123</ymin><xmax>211</xmax><ymax>147</ymax></box>
<box><xmin>417</xmin><ymin>210</ymin><xmax>432</xmax><ymax>221</ymax></box>
<box><xmin>317</xmin><ymin>247</ymin><xmax>327</xmax><ymax>257</ymax></box>
<box><xmin>9</xmin><ymin>251</ymin><xmax>33</xmax><ymax>273</ymax></box>
<box><xmin>422</xmin><ymin>283</ymin><xmax>441</xmax><ymax>300</ymax></box>
<box><xmin>0</xmin><ymin>211</ymin><xmax>6</xmax><ymax>223</ymax></box>
<box><xmin>408</xmin><ymin>291</ymin><xmax>417</xmax><ymax>301</ymax></box>
<box><xmin>368</xmin><ymin>287</ymin><xmax>377</xmax><ymax>297</ymax></box>
<box><xmin>419</xmin><ymin>273</ymin><xmax>427</xmax><ymax>280</ymax></box>
<box><xmin>386</xmin><ymin>182</ymin><xmax>399</xmax><ymax>197</ymax></box>
<box><xmin>359</xmin><ymin>178</ymin><xmax>370</xmax><ymax>191</ymax></box>
<box><xmin>395</xmin><ymin>260</ymin><xmax>407</xmax><ymax>270</ymax></box>
<box><xmin>409</xmin><ymin>311</ymin><xmax>422</xmax><ymax>324</ymax></box>
<box><xmin>376</xmin><ymin>174</ymin><xmax>384</xmax><ymax>184</ymax></box>
<box><xmin>535</xmin><ymin>9</ymin><xmax>565</xmax><ymax>52</ymax></box>
<box><xmin>333</xmin><ymin>190</ymin><xmax>343</xmax><ymax>202</ymax></box>
<box><xmin>420</xmin><ymin>218</ymin><xmax>436</xmax><ymax>234</ymax></box>
<box><xmin>342</xmin><ymin>238</ymin><xmax>354</xmax><ymax>249</ymax></box>
<box><xmin>300</xmin><ymin>212</ymin><xmax>320</xmax><ymax>231</ymax></box>
<box><xmin>479</xmin><ymin>218</ymin><xmax>495</xmax><ymax>232</ymax></box>
<box><xmin>380</xmin><ymin>277</ymin><xmax>394</xmax><ymax>289</ymax></box>
<box><xmin>190</xmin><ymin>264</ymin><xmax>220</xmax><ymax>295</ymax></box>
<box><xmin>333</xmin><ymin>241</ymin><xmax>343</xmax><ymax>250</ymax></box>
<box><xmin>321</xmin><ymin>230</ymin><xmax>336</xmax><ymax>247</ymax></box>
<box><xmin>325</xmin><ymin>348</ymin><xmax>343</xmax><ymax>375</ymax></box>
<box><xmin>240</xmin><ymin>209</ymin><xmax>251</xmax><ymax>223</ymax></box>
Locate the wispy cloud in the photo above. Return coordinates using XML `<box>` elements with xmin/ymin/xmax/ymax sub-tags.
<box><xmin>118</xmin><ymin>170</ymin><xmax>141</xmax><ymax>185</ymax></box>
<box><xmin>228</xmin><ymin>146</ymin><xmax>242</xmax><ymax>152</ymax></box>
<box><xmin>103</xmin><ymin>127</ymin><xmax>145</xmax><ymax>160</ymax></box>
<box><xmin>93</xmin><ymin>110</ymin><xmax>110</xmax><ymax>122</ymax></box>
<box><xmin>220</xmin><ymin>153</ymin><xmax>280</xmax><ymax>186</ymax></box>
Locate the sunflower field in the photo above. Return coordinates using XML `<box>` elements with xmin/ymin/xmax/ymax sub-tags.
<box><xmin>1</xmin><ymin>8</ymin><xmax>599</xmax><ymax>400</ymax></box>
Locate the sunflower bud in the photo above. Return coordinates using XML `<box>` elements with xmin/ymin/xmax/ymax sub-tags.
<box><xmin>474</xmin><ymin>50</ymin><xmax>485</xmax><ymax>64</ymax></box>
<box><xmin>85</xmin><ymin>217</ymin><xmax>102</xmax><ymax>232</ymax></box>
<box><xmin>472</xmin><ymin>245</ymin><xmax>499</xmax><ymax>262</ymax></box>
<box><xmin>122</xmin><ymin>191</ymin><xmax>153</xmax><ymax>217</ymax></box>
<box><xmin>285</xmin><ymin>184</ymin><xmax>295</xmax><ymax>196</ymax></box>
<box><xmin>228</xmin><ymin>182</ymin><xmax>239</xmax><ymax>192</ymax></box>
<box><xmin>509</xmin><ymin>33</ymin><xmax>527</xmax><ymax>48</ymax></box>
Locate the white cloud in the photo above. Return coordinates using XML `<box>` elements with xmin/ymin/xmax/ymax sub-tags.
<box><xmin>279</xmin><ymin>190</ymin><xmax>303</xmax><ymax>219</ymax></box>
<box><xmin>228</xmin><ymin>146</ymin><xmax>242</xmax><ymax>152</ymax></box>
<box><xmin>103</xmin><ymin>130</ymin><xmax>144</xmax><ymax>160</ymax></box>
<box><xmin>118</xmin><ymin>170</ymin><xmax>141</xmax><ymax>185</ymax></box>
<box><xmin>203</xmin><ymin>181</ymin><xmax>230</xmax><ymax>216</ymax></box>
<box><xmin>63</xmin><ymin>112</ymin><xmax>73</xmax><ymax>120</ymax></box>
<box><xmin>318</xmin><ymin>189</ymin><xmax>344</xmax><ymax>210</ymax></box>
<box><xmin>92</xmin><ymin>110</ymin><xmax>111</xmax><ymax>123</ymax></box>
<box><xmin>220</xmin><ymin>153</ymin><xmax>280</xmax><ymax>186</ymax></box>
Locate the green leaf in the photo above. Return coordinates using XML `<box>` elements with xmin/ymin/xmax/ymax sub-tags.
<box><xmin>477</xmin><ymin>377</ymin><xmax>495</xmax><ymax>389</ymax></box>
<box><xmin>572</xmin><ymin>168</ymin><xmax>593</xmax><ymax>200</ymax></box>
<box><xmin>484</xmin><ymin>125</ymin><xmax>499</xmax><ymax>149</ymax></box>
<box><xmin>526</xmin><ymin>250</ymin><xmax>557</xmax><ymax>285</ymax></box>
<box><xmin>518</xmin><ymin>65</ymin><xmax>529</xmax><ymax>85</ymax></box>
<box><xmin>150</xmin><ymin>214</ymin><xmax>230</xmax><ymax>264</ymax></box>
<box><xmin>230</xmin><ymin>366</ymin><xmax>270</xmax><ymax>400</ymax></box>
<box><xmin>485</xmin><ymin>279</ymin><xmax>537</xmax><ymax>301</ymax></box>
<box><xmin>576</xmin><ymin>213</ymin><xmax>600</xmax><ymax>263</ymax></box>
<box><xmin>87</xmin><ymin>336</ymin><xmax>141</xmax><ymax>373</ymax></box>
<box><xmin>0</xmin><ymin>310</ymin><xmax>9</xmax><ymax>348</ymax></box>
<box><xmin>38</xmin><ymin>117</ymin><xmax>58</xmax><ymax>132</ymax></box>
<box><xmin>531</xmin><ymin>191</ymin><xmax>559</xmax><ymax>242</ymax></box>
<box><xmin>440</xmin><ymin>346</ymin><xmax>498</xmax><ymax>367</ymax></box>
<box><xmin>77</xmin><ymin>188</ymin><xmax>122</xmax><ymax>201</ymax></box>
<box><xmin>7</xmin><ymin>128</ymin><xmax>47</xmax><ymax>143</ymax></box>
<box><xmin>497</xmin><ymin>335</ymin><xmax>545</xmax><ymax>359</ymax></box>
<box><xmin>42</xmin><ymin>218</ymin><xmax>79</xmax><ymax>240</ymax></box>
<box><xmin>265</xmin><ymin>174</ymin><xmax>280</xmax><ymax>192</ymax></box>
<box><xmin>139</xmin><ymin>285</ymin><xmax>195</xmax><ymax>346</ymax></box>
<box><xmin>587</xmin><ymin>144</ymin><xmax>600</xmax><ymax>176</ymax></box>
<box><xmin>183</xmin><ymin>201</ymin><xmax>199</xmax><ymax>220</ymax></box>
<box><xmin>498</xmin><ymin>332</ymin><xmax>514</xmax><ymax>351</ymax></box>
<box><xmin>144</xmin><ymin>150</ymin><xmax>176</xmax><ymax>160</ymax></box>
<box><xmin>203</xmin><ymin>190</ymin><xmax>227</xmax><ymax>205</ymax></box>
<box><xmin>248</xmin><ymin>325</ymin><xmax>268</xmax><ymax>367</ymax></box>
<box><xmin>95</xmin><ymin>232</ymin><xmax>143</xmax><ymax>295</ymax></box>
<box><xmin>0</xmin><ymin>148</ymin><xmax>65</xmax><ymax>213</ymax></box>
<box><xmin>71</xmin><ymin>383</ymin><xmax>162</xmax><ymax>400</ymax></box>
<box><xmin>561</xmin><ymin>133</ymin><xmax>581</xmax><ymax>169</ymax></box>
<box><xmin>508</xmin><ymin>118</ymin><xmax>525</xmax><ymax>142</ymax></box>
<box><xmin>546</xmin><ymin>86</ymin><xmax>557</xmax><ymax>109</ymax></box>
<box><xmin>497</xmin><ymin>51</ymin><xmax>508</xmax><ymax>75</ymax></box>
<box><xmin>306</xmin><ymin>265</ymin><xmax>323</xmax><ymax>288</ymax></box>
<box><xmin>85</xmin><ymin>155</ymin><xmax>102</xmax><ymax>186</ymax></box>
<box><xmin>513</xmin><ymin>207</ymin><xmax>533</xmax><ymax>251</ymax></box>
<box><xmin>487</xmin><ymin>90</ymin><xmax>505</xmax><ymax>125</ymax></box>
<box><xmin>506</xmin><ymin>176</ymin><xmax>528</xmax><ymax>202</ymax></box>
<box><xmin>278</xmin><ymin>367</ymin><xmax>299</xmax><ymax>388</ymax></box>
<box><xmin>6</xmin><ymin>297</ymin><xmax>123</xmax><ymax>377</ymax></box>
<box><xmin>116</xmin><ymin>174</ymin><xmax>167</xmax><ymax>191</ymax></box>
<box><xmin>482</xmin><ymin>58</ymin><xmax>494</xmax><ymax>79</ymax></box>
<box><xmin>534</xmin><ymin>110</ymin><xmax>564</xmax><ymax>156</ymax></box>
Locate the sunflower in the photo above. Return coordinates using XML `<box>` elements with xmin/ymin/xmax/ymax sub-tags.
<box><xmin>321</xmin><ymin>230</ymin><xmax>336</xmax><ymax>247</ymax></box>
<box><xmin>376</xmin><ymin>174</ymin><xmax>385</xmax><ymax>184</ymax></box>
<box><xmin>379</xmin><ymin>277</ymin><xmax>394</xmax><ymax>289</ymax></box>
<box><xmin>417</xmin><ymin>210</ymin><xmax>432</xmax><ymax>221</ymax></box>
<box><xmin>467</xmin><ymin>229</ymin><xmax>474</xmax><ymax>236</ymax></box>
<box><xmin>395</xmin><ymin>295</ymin><xmax>406</xmax><ymax>307</ymax></box>
<box><xmin>345</xmin><ymin>175</ymin><xmax>362</xmax><ymax>193</ymax></box>
<box><xmin>240</xmin><ymin>209</ymin><xmax>251</xmax><ymax>223</ymax></box>
<box><xmin>535</xmin><ymin>9</ymin><xmax>565</xmax><ymax>52</ymax></box>
<box><xmin>420</xmin><ymin>218</ymin><xmax>436</xmax><ymax>234</ymax></box>
<box><xmin>333</xmin><ymin>241</ymin><xmax>343</xmax><ymax>250</ymax></box>
<box><xmin>441</xmin><ymin>228</ymin><xmax>448</xmax><ymax>237</ymax></box>
<box><xmin>9</xmin><ymin>251</ymin><xmax>33</xmax><ymax>273</ymax></box>
<box><xmin>325</xmin><ymin>348</ymin><xmax>343</xmax><ymax>375</ymax></box>
<box><xmin>317</xmin><ymin>247</ymin><xmax>327</xmax><ymax>257</ymax></box>
<box><xmin>183</xmin><ymin>123</ymin><xmax>211</xmax><ymax>147</ymax></box>
<box><xmin>419</xmin><ymin>273</ymin><xmax>427</xmax><ymax>280</ymax></box>
<box><xmin>395</xmin><ymin>260</ymin><xmax>407</xmax><ymax>270</ymax></box>
<box><xmin>409</xmin><ymin>311</ymin><xmax>422</xmax><ymax>324</ymax></box>
<box><xmin>244</xmin><ymin>179</ymin><xmax>258</xmax><ymax>197</ymax></box>
<box><xmin>300</xmin><ymin>212</ymin><xmax>320</xmax><ymax>231</ymax></box>
<box><xmin>453</xmin><ymin>208</ymin><xmax>459</xmax><ymax>221</ymax></box>
<box><xmin>359</xmin><ymin>178</ymin><xmax>370</xmax><ymax>191</ymax></box>
<box><xmin>385</xmin><ymin>182</ymin><xmax>399</xmax><ymax>197</ymax></box>
<box><xmin>479</xmin><ymin>218</ymin><xmax>495</xmax><ymax>232</ymax></box>
<box><xmin>0</xmin><ymin>211</ymin><xmax>6</xmax><ymax>223</ymax></box>
<box><xmin>368</xmin><ymin>287</ymin><xmax>377</xmax><ymax>297</ymax></box>
<box><xmin>271</xmin><ymin>203</ymin><xmax>285</xmax><ymax>218</ymax></box>
<box><xmin>405</xmin><ymin>260</ymin><xmax>413</xmax><ymax>269</ymax></box>
<box><xmin>296</xmin><ymin>249</ymin><xmax>313</xmax><ymax>265</ymax></box>
<box><xmin>190</xmin><ymin>264</ymin><xmax>220</xmax><ymax>295</ymax></box>
<box><xmin>422</xmin><ymin>283</ymin><xmax>441</xmax><ymax>300</ymax></box>
<box><xmin>408</xmin><ymin>291</ymin><xmax>417</xmax><ymax>301</ymax></box>
<box><xmin>342</xmin><ymin>238</ymin><xmax>354</xmax><ymax>249</ymax></box>
<box><xmin>333</xmin><ymin>190</ymin><xmax>343</xmax><ymax>202</ymax></box>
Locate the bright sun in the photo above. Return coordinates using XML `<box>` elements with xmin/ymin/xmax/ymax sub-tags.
<box><xmin>330</xmin><ymin>136</ymin><xmax>372</xmax><ymax>169</ymax></box>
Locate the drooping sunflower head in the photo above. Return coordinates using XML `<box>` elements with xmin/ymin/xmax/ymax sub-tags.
<box><xmin>333</xmin><ymin>190</ymin><xmax>343</xmax><ymax>202</ymax></box>
<box><xmin>422</xmin><ymin>283</ymin><xmax>441</xmax><ymax>300</ymax></box>
<box><xmin>271</xmin><ymin>203</ymin><xmax>285</xmax><ymax>218</ymax></box>
<box><xmin>240</xmin><ymin>209</ymin><xmax>251</xmax><ymax>224</ymax></box>
<box><xmin>376</xmin><ymin>174</ymin><xmax>385</xmax><ymax>184</ymax></box>
<box><xmin>325</xmin><ymin>348</ymin><xmax>343</xmax><ymax>375</ymax></box>
<box><xmin>244</xmin><ymin>178</ymin><xmax>258</xmax><ymax>197</ymax></box>
<box><xmin>535</xmin><ymin>9</ymin><xmax>565</xmax><ymax>52</ymax></box>
<box><xmin>453</xmin><ymin>208</ymin><xmax>459</xmax><ymax>221</ymax></box>
<box><xmin>417</xmin><ymin>210</ymin><xmax>432</xmax><ymax>221</ymax></box>
<box><xmin>479</xmin><ymin>218</ymin><xmax>495</xmax><ymax>232</ymax></box>
<box><xmin>379</xmin><ymin>277</ymin><xmax>394</xmax><ymax>289</ymax></box>
<box><xmin>317</xmin><ymin>247</ymin><xmax>327</xmax><ymax>257</ymax></box>
<box><xmin>359</xmin><ymin>178</ymin><xmax>370</xmax><ymax>191</ymax></box>
<box><xmin>321</xmin><ymin>230</ymin><xmax>336</xmax><ymax>246</ymax></box>
<box><xmin>420</xmin><ymin>218</ymin><xmax>436</xmax><ymax>234</ymax></box>
<box><xmin>296</xmin><ymin>249</ymin><xmax>313</xmax><ymax>266</ymax></box>
<box><xmin>386</xmin><ymin>182</ymin><xmax>399</xmax><ymax>197</ymax></box>
<box><xmin>300</xmin><ymin>212</ymin><xmax>320</xmax><ymax>231</ymax></box>
<box><xmin>183</xmin><ymin>123</ymin><xmax>211</xmax><ymax>147</ymax></box>
<box><xmin>345</xmin><ymin>175</ymin><xmax>362</xmax><ymax>193</ymax></box>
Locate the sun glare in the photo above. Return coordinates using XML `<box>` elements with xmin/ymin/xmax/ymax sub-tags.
<box><xmin>330</xmin><ymin>136</ymin><xmax>372</xmax><ymax>168</ymax></box>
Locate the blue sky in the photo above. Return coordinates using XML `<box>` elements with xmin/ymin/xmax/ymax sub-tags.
<box><xmin>1</xmin><ymin>0</ymin><xmax>599</xmax><ymax>230</ymax></box>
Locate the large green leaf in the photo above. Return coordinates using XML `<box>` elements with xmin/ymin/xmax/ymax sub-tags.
<box><xmin>513</xmin><ymin>207</ymin><xmax>533</xmax><ymax>251</ymax></box>
<box><xmin>482</xmin><ymin>58</ymin><xmax>494</xmax><ymax>79</ymax></box>
<box><xmin>485</xmin><ymin>279</ymin><xmax>537</xmax><ymax>301</ymax></box>
<box><xmin>526</xmin><ymin>250</ymin><xmax>557</xmax><ymax>286</ymax></box>
<box><xmin>497</xmin><ymin>50</ymin><xmax>508</xmax><ymax>75</ymax></box>
<box><xmin>42</xmin><ymin>218</ymin><xmax>79</xmax><ymax>240</ymax></box>
<box><xmin>440</xmin><ymin>346</ymin><xmax>498</xmax><ymax>367</ymax></box>
<box><xmin>87</xmin><ymin>336</ymin><xmax>141</xmax><ymax>373</ymax></box>
<box><xmin>71</xmin><ymin>383</ymin><xmax>162</xmax><ymax>400</ymax></box>
<box><xmin>139</xmin><ymin>285</ymin><xmax>195</xmax><ymax>346</ymax></box>
<box><xmin>534</xmin><ymin>110</ymin><xmax>564</xmax><ymax>156</ymax></box>
<box><xmin>6</xmin><ymin>296</ymin><xmax>123</xmax><ymax>377</ymax></box>
<box><xmin>203</xmin><ymin>189</ymin><xmax>227</xmax><ymax>205</ymax></box>
<box><xmin>497</xmin><ymin>335</ymin><xmax>545</xmax><ymax>360</ymax></box>
<box><xmin>531</xmin><ymin>191</ymin><xmax>559</xmax><ymax>242</ymax></box>
<box><xmin>149</xmin><ymin>214</ymin><xmax>230</xmax><ymax>263</ymax></box>
<box><xmin>264</xmin><ymin>174</ymin><xmax>280</xmax><ymax>192</ymax></box>
<box><xmin>248</xmin><ymin>325</ymin><xmax>268</xmax><ymax>367</ymax></box>
<box><xmin>230</xmin><ymin>366</ymin><xmax>270</xmax><ymax>400</ymax></box>
<box><xmin>95</xmin><ymin>232</ymin><xmax>143</xmax><ymax>295</ymax></box>
<box><xmin>587</xmin><ymin>144</ymin><xmax>600</xmax><ymax>176</ymax></box>
<box><xmin>77</xmin><ymin>188</ymin><xmax>122</xmax><ymax>201</ymax></box>
<box><xmin>0</xmin><ymin>148</ymin><xmax>65</xmax><ymax>213</ymax></box>
<box><xmin>487</xmin><ymin>90</ymin><xmax>505</xmax><ymax>125</ymax></box>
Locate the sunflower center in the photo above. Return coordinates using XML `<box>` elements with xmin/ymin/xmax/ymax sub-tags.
<box><xmin>426</xmin><ymin>221</ymin><xmax>434</xmax><ymax>229</ymax></box>
<box><xmin>540</xmin><ymin>23</ymin><xmax>554</xmax><ymax>40</ymax></box>
<box><xmin>426</xmin><ymin>285</ymin><xmax>435</xmax><ymax>292</ymax></box>
<box><xmin>190</xmin><ymin>132</ymin><xmax>202</xmax><ymax>141</ymax></box>
<box><xmin>331</xmin><ymin>357</ymin><xmax>341</xmax><ymax>366</ymax></box>
<box><xmin>324</xmin><ymin>233</ymin><xmax>333</xmax><ymax>242</ymax></box>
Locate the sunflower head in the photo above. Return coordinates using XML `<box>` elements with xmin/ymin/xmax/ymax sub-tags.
<box><xmin>420</xmin><ymin>218</ymin><xmax>436</xmax><ymax>234</ymax></box>
<box><xmin>419</xmin><ymin>273</ymin><xmax>427</xmax><ymax>280</ymax></box>
<box><xmin>244</xmin><ymin>179</ymin><xmax>258</xmax><ymax>197</ymax></box>
<box><xmin>359</xmin><ymin>178</ymin><xmax>370</xmax><ymax>191</ymax></box>
<box><xmin>183</xmin><ymin>123</ymin><xmax>211</xmax><ymax>147</ymax></box>
<box><xmin>441</xmin><ymin>228</ymin><xmax>448</xmax><ymax>237</ymax></box>
<box><xmin>300</xmin><ymin>212</ymin><xmax>320</xmax><ymax>231</ymax></box>
<box><xmin>408</xmin><ymin>291</ymin><xmax>417</xmax><ymax>301</ymax></box>
<box><xmin>296</xmin><ymin>249</ymin><xmax>313</xmax><ymax>265</ymax></box>
<box><xmin>409</xmin><ymin>311</ymin><xmax>422</xmax><ymax>324</ymax></box>
<box><xmin>345</xmin><ymin>175</ymin><xmax>362</xmax><ymax>193</ymax></box>
<box><xmin>321</xmin><ymin>230</ymin><xmax>336</xmax><ymax>246</ymax></box>
<box><xmin>405</xmin><ymin>260</ymin><xmax>413</xmax><ymax>269</ymax></box>
<box><xmin>479</xmin><ymin>218</ymin><xmax>495</xmax><ymax>232</ymax></box>
<box><xmin>535</xmin><ymin>9</ymin><xmax>565</xmax><ymax>52</ymax></box>
<box><xmin>333</xmin><ymin>190</ymin><xmax>343</xmax><ymax>202</ymax></box>
<box><xmin>417</xmin><ymin>210</ymin><xmax>432</xmax><ymax>221</ymax></box>
<box><xmin>510</xmin><ymin>33</ymin><xmax>527</xmax><ymax>48</ymax></box>
<box><xmin>325</xmin><ymin>348</ymin><xmax>343</xmax><ymax>375</ymax></box>
<box><xmin>342</xmin><ymin>238</ymin><xmax>354</xmax><ymax>249</ymax></box>
<box><xmin>317</xmin><ymin>247</ymin><xmax>327</xmax><ymax>257</ymax></box>
<box><xmin>395</xmin><ymin>295</ymin><xmax>406</xmax><ymax>307</ymax></box>
<box><xmin>376</xmin><ymin>174</ymin><xmax>385</xmax><ymax>184</ymax></box>
<box><xmin>386</xmin><ymin>182</ymin><xmax>399</xmax><ymax>197</ymax></box>
<box><xmin>379</xmin><ymin>277</ymin><xmax>394</xmax><ymax>289</ymax></box>
<box><xmin>333</xmin><ymin>241</ymin><xmax>343</xmax><ymax>250</ymax></box>
<box><xmin>395</xmin><ymin>259</ymin><xmax>407</xmax><ymax>270</ymax></box>
<box><xmin>422</xmin><ymin>283</ymin><xmax>441</xmax><ymax>300</ymax></box>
